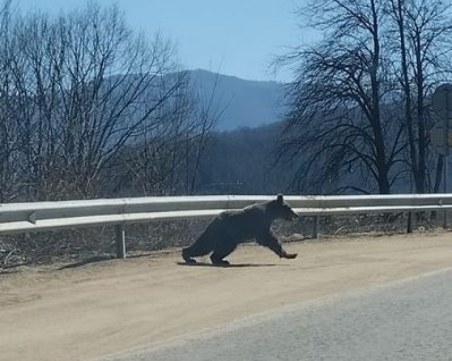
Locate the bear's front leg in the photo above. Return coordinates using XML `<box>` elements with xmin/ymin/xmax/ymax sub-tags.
<box><xmin>257</xmin><ymin>230</ymin><xmax>298</xmax><ymax>260</ymax></box>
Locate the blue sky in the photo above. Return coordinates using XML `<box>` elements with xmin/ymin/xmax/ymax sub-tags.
<box><xmin>17</xmin><ymin>0</ymin><xmax>316</xmax><ymax>82</ymax></box>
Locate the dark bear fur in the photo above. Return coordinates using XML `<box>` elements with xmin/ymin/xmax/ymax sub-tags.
<box><xmin>182</xmin><ymin>194</ymin><xmax>298</xmax><ymax>266</ymax></box>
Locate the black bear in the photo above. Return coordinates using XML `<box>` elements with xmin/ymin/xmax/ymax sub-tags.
<box><xmin>182</xmin><ymin>194</ymin><xmax>298</xmax><ymax>266</ymax></box>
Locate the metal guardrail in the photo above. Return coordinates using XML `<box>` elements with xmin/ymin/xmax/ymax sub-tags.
<box><xmin>0</xmin><ymin>194</ymin><xmax>451</xmax><ymax>258</ymax></box>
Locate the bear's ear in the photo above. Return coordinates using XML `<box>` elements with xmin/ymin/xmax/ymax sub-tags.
<box><xmin>276</xmin><ymin>194</ymin><xmax>284</xmax><ymax>203</ymax></box>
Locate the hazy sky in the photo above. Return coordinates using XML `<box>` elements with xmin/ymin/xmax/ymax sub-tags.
<box><xmin>17</xmin><ymin>0</ymin><xmax>316</xmax><ymax>82</ymax></box>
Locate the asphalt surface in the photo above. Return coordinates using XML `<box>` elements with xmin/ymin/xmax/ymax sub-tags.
<box><xmin>101</xmin><ymin>268</ymin><xmax>452</xmax><ymax>361</ymax></box>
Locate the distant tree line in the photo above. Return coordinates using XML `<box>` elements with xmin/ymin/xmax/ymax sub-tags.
<box><xmin>196</xmin><ymin>123</ymin><xmax>296</xmax><ymax>195</ymax></box>
<box><xmin>276</xmin><ymin>0</ymin><xmax>452</xmax><ymax>194</ymax></box>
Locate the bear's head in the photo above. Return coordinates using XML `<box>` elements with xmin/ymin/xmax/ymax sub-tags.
<box><xmin>270</xmin><ymin>194</ymin><xmax>298</xmax><ymax>221</ymax></box>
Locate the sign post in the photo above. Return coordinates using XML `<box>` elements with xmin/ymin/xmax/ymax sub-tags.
<box><xmin>432</xmin><ymin>84</ymin><xmax>452</xmax><ymax>228</ymax></box>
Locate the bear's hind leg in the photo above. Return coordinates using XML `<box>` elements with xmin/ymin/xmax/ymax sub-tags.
<box><xmin>182</xmin><ymin>233</ymin><xmax>214</xmax><ymax>264</ymax></box>
<box><xmin>181</xmin><ymin>248</ymin><xmax>197</xmax><ymax>264</ymax></box>
<box><xmin>210</xmin><ymin>241</ymin><xmax>237</xmax><ymax>266</ymax></box>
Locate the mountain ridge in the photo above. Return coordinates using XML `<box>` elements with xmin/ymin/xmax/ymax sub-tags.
<box><xmin>186</xmin><ymin>69</ymin><xmax>287</xmax><ymax>130</ymax></box>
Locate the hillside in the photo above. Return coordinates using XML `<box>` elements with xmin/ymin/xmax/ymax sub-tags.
<box><xmin>187</xmin><ymin>69</ymin><xmax>286</xmax><ymax>130</ymax></box>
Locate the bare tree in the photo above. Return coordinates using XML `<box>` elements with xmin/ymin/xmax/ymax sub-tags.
<box><xmin>5</xmin><ymin>2</ymin><xmax>186</xmax><ymax>200</ymax></box>
<box><xmin>116</xmin><ymin>72</ymin><xmax>193</xmax><ymax>196</ymax></box>
<box><xmin>276</xmin><ymin>0</ymin><xmax>403</xmax><ymax>194</ymax></box>
<box><xmin>0</xmin><ymin>0</ymin><xmax>23</xmax><ymax>202</ymax></box>
<box><xmin>276</xmin><ymin>0</ymin><xmax>452</xmax><ymax>195</ymax></box>
<box><xmin>113</xmin><ymin>71</ymin><xmax>219</xmax><ymax>196</ymax></box>
<box><xmin>183</xmin><ymin>72</ymin><xmax>223</xmax><ymax>194</ymax></box>
<box><xmin>386</xmin><ymin>0</ymin><xmax>452</xmax><ymax>193</ymax></box>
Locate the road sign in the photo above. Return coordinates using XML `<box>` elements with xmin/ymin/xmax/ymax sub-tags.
<box><xmin>432</xmin><ymin>84</ymin><xmax>452</xmax><ymax>155</ymax></box>
<box><xmin>430</xmin><ymin>129</ymin><xmax>452</xmax><ymax>152</ymax></box>
<box><xmin>431</xmin><ymin>84</ymin><xmax>452</xmax><ymax>227</ymax></box>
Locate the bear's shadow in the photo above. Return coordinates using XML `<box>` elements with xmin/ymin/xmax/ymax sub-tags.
<box><xmin>176</xmin><ymin>261</ymin><xmax>282</xmax><ymax>268</ymax></box>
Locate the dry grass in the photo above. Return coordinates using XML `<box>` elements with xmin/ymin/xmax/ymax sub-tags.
<box><xmin>0</xmin><ymin>211</ymin><xmax>447</xmax><ymax>270</ymax></box>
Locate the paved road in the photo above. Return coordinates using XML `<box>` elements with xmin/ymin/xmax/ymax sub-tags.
<box><xmin>104</xmin><ymin>268</ymin><xmax>452</xmax><ymax>361</ymax></box>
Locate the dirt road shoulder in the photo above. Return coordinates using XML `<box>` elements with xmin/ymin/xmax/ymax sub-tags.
<box><xmin>1</xmin><ymin>232</ymin><xmax>452</xmax><ymax>361</ymax></box>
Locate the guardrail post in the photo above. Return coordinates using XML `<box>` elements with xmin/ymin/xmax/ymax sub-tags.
<box><xmin>312</xmin><ymin>216</ymin><xmax>319</xmax><ymax>239</ymax></box>
<box><xmin>407</xmin><ymin>212</ymin><xmax>413</xmax><ymax>233</ymax></box>
<box><xmin>115</xmin><ymin>224</ymin><xmax>126</xmax><ymax>259</ymax></box>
